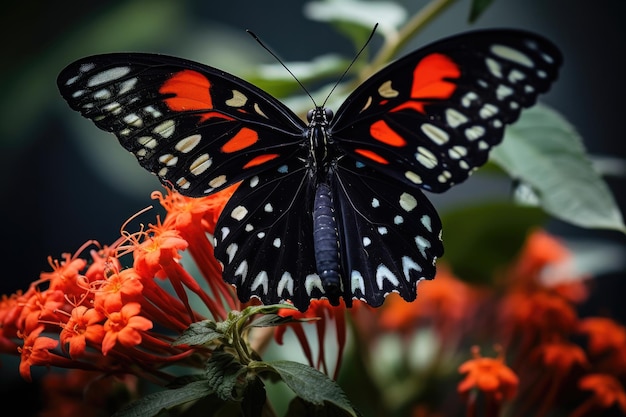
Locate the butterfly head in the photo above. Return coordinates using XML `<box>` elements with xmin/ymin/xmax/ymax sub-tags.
<box><xmin>306</xmin><ymin>107</ymin><xmax>334</xmax><ymax>126</ymax></box>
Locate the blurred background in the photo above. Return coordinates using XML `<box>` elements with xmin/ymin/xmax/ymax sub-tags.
<box><xmin>1</xmin><ymin>0</ymin><xmax>625</xmax><ymax>411</ymax></box>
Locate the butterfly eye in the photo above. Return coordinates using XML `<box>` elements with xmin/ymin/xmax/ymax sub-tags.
<box><xmin>324</xmin><ymin>108</ymin><xmax>334</xmax><ymax>121</ymax></box>
<box><xmin>306</xmin><ymin>109</ymin><xmax>315</xmax><ymax>122</ymax></box>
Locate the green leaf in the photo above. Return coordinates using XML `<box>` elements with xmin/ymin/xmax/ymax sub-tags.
<box><xmin>206</xmin><ymin>351</ymin><xmax>248</xmax><ymax>401</ymax></box>
<box><xmin>112</xmin><ymin>380</ymin><xmax>213</xmax><ymax>417</ymax></box>
<box><xmin>468</xmin><ymin>0</ymin><xmax>496</xmax><ymax>22</ymax></box>
<box><xmin>303</xmin><ymin>0</ymin><xmax>407</xmax><ymax>45</ymax></box>
<box><xmin>264</xmin><ymin>360</ymin><xmax>359</xmax><ymax>417</ymax></box>
<box><xmin>248</xmin><ymin>314</ymin><xmax>302</xmax><ymax>328</ymax></box>
<box><xmin>440</xmin><ymin>202</ymin><xmax>547</xmax><ymax>285</ymax></box>
<box><xmin>173</xmin><ymin>319</ymin><xmax>223</xmax><ymax>347</ymax></box>
<box><xmin>491</xmin><ymin>104</ymin><xmax>626</xmax><ymax>233</ymax></box>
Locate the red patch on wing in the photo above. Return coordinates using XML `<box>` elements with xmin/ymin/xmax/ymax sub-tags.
<box><xmin>221</xmin><ymin>127</ymin><xmax>259</xmax><ymax>153</ymax></box>
<box><xmin>355</xmin><ymin>149</ymin><xmax>389</xmax><ymax>165</ymax></box>
<box><xmin>243</xmin><ymin>153</ymin><xmax>280</xmax><ymax>169</ymax></box>
<box><xmin>159</xmin><ymin>70</ymin><xmax>234</xmax><ymax>122</ymax></box>
<box><xmin>370</xmin><ymin>120</ymin><xmax>407</xmax><ymax>147</ymax></box>
<box><xmin>392</xmin><ymin>53</ymin><xmax>461</xmax><ymax>114</ymax></box>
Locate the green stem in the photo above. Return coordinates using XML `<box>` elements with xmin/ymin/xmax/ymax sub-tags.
<box><xmin>358</xmin><ymin>0</ymin><xmax>459</xmax><ymax>84</ymax></box>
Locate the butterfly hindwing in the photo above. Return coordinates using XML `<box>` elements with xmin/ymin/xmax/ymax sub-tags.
<box><xmin>213</xmin><ymin>160</ymin><xmax>321</xmax><ymax>312</ymax></box>
<box><xmin>331</xmin><ymin>29</ymin><xmax>562</xmax><ymax>193</ymax></box>
<box><xmin>331</xmin><ymin>159</ymin><xmax>443</xmax><ymax>307</ymax></box>
<box><xmin>57</xmin><ymin>53</ymin><xmax>306</xmax><ymax>197</ymax></box>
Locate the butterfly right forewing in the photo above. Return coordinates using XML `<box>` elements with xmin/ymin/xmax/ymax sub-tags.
<box><xmin>331</xmin><ymin>30</ymin><xmax>562</xmax><ymax>193</ymax></box>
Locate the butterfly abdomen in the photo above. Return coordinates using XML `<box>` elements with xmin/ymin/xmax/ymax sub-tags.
<box><xmin>312</xmin><ymin>182</ymin><xmax>342</xmax><ymax>303</ymax></box>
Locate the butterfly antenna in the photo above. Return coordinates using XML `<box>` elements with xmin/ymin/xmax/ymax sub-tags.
<box><xmin>321</xmin><ymin>23</ymin><xmax>379</xmax><ymax>107</ymax></box>
<box><xmin>246</xmin><ymin>29</ymin><xmax>317</xmax><ymax>106</ymax></box>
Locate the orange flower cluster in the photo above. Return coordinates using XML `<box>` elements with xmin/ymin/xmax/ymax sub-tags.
<box><xmin>0</xmin><ymin>187</ymin><xmax>240</xmax><ymax>387</ymax></box>
<box><xmin>497</xmin><ymin>230</ymin><xmax>626</xmax><ymax>417</ymax></box>
<box><xmin>2</xmin><ymin>184</ymin><xmax>625</xmax><ymax>417</ymax></box>
<box><xmin>345</xmin><ymin>229</ymin><xmax>626</xmax><ymax>417</ymax></box>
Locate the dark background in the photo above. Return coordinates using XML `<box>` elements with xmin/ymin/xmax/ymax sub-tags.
<box><xmin>1</xmin><ymin>0</ymin><xmax>625</xmax><ymax>413</ymax></box>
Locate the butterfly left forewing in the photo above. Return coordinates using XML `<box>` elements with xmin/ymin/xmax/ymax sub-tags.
<box><xmin>57</xmin><ymin>53</ymin><xmax>307</xmax><ymax>197</ymax></box>
<box><xmin>331</xmin><ymin>29</ymin><xmax>562</xmax><ymax>193</ymax></box>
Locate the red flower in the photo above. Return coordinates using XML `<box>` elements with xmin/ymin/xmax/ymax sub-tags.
<box><xmin>101</xmin><ymin>303</ymin><xmax>153</xmax><ymax>355</ymax></box>
<box><xmin>93</xmin><ymin>268</ymin><xmax>144</xmax><ymax>312</ymax></box>
<box><xmin>277</xmin><ymin>299</ymin><xmax>347</xmax><ymax>379</ymax></box>
<box><xmin>578</xmin><ymin>317</ymin><xmax>626</xmax><ymax>374</ymax></box>
<box><xmin>578</xmin><ymin>317</ymin><xmax>626</xmax><ymax>355</ymax></box>
<box><xmin>500</xmin><ymin>290</ymin><xmax>578</xmax><ymax>353</ymax></box>
<box><xmin>378</xmin><ymin>266</ymin><xmax>478</xmax><ymax>342</ymax></box>
<box><xmin>458</xmin><ymin>346</ymin><xmax>518</xmax><ymax>417</ymax></box>
<box><xmin>19</xmin><ymin>325</ymin><xmax>60</xmax><ymax>382</ymax></box>
<box><xmin>59</xmin><ymin>306</ymin><xmax>105</xmax><ymax>358</ymax></box>
<box><xmin>570</xmin><ymin>374</ymin><xmax>626</xmax><ymax>417</ymax></box>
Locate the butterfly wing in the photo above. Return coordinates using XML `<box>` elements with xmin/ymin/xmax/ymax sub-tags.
<box><xmin>331</xmin><ymin>159</ymin><xmax>443</xmax><ymax>307</ymax></box>
<box><xmin>331</xmin><ymin>29</ymin><xmax>562</xmax><ymax>192</ymax></box>
<box><xmin>213</xmin><ymin>160</ymin><xmax>320</xmax><ymax>312</ymax></box>
<box><xmin>57</xmin><ymin>53</ymin><xmax>307</xmax><ymax>197</ymax></box>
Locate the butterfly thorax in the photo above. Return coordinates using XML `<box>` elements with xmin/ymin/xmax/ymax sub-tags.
<box><xmin>306</xmin><ymin>107</ymin><xmax>335</xmax><ymax>179</ymax></box>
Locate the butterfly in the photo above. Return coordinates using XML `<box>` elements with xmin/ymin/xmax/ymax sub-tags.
<box><xmin>57</xmin><ymin>29</ymin><xmax>562</xmax><ymax>312</ymax></box>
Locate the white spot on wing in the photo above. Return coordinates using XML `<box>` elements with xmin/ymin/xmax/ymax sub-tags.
<box><xmin>465</xmin><ymin>125</ymin><xmax>486</xmax><ymax>141</ymax></box>
<box><xmin>421</xmin><ymin>123</ymin><xmax>449</xmax><ymax>145</ymax></box>
<box><xmin>402</xmin><ymin>256</ymin><xmax>422</xmax><ymax>281</ymax></box>
<box><xmin>119</xmin><ymin>78</ymin><xmax>138</xmax><ymax>94</ymax></box>
<box><xmin>415</xmin><ymin>146</ymin><xmax>438</xmax><ymax>169</ymax></box>
<box><xmin>159</xmin><ymin>153</ymin><xmax>178</xmax><ymax>166</ymax></box>
<box><xmin>153</xmin><ymin>120</ymin><xmax>175</xmax><ymax>138</ymax></box>
<box><xmin>277</xmin><ymin>272</ymin><xmax>294</xmax><ymax>296</ymax></box>
<box><xmin>376</xmin><ymin>265</ymin><xmax>399</xmax><ymax>289</ymax></box>
<box><xmin>496</xmin><ymin>84</ymin><xmax>514</xmax><ymax>100</ymax></box>
<box><xmin>226</xmin><ymin>243</ymin><xmax>238</xmax><ymax>263</ymax></box>
<box><xmin>485</xmin><ymin>57</ymin><xmax>503</xmax><ymax>78</ymax></box>
<box><xmin>399</xmin><ymin>193</ymin><xmax>417</xmax><ymax>212</ymax></box>
<box><xmin>305</xmin><ymin>274</ymin><xmax>324</xmax><ymax>295</ymax></box>
<box><xmin>405</xmin><ymin>171</ymin><xmax>422</xmax><ymax>184</ymax></box>
<box><xmin>175</xmin><ymin>134</ymin><xmax>202</xmax><ymax>153</ymax></box>
<box><xmin>491</xmin><ymin>44</ymin><xmax>534</xmax><ymax>67</ymax></box>
<box><xmin>231</xmin><ymin>206</ymin><xmax>248</xmax><ymax>221</ymax></box>
<box><xmin>479</xmin><ymin>103</ymin><xmax>499</xmax><ymax>119</ymax></box>
<box><xmin>415</xmin><ymin>235</ymin><xmax>431</xmax><ymax>258</ymax></box>
<box><xmin>209</xmin><ymin>175</ymin><xmax>227</xmax><ymax>188</ymax></box>
<box><xmin>190</xmin><ymin>154</ymin><xmax>211</xmax><ymax>176</ymax></box>
<box><xmin>251</xmin><ymin>271</ymin><xmax>269</xmax><ymax>294</ymax></box>
<box><xmin>421</xmin><ymin>215</ymin><xmax>432</xmax><ymax>232</ymax></box>
<box><xmin>350</xmin><ymin>271</ymin><xmax>365</xmax><ymax>296</ymax></box>
<box><xmin>87</xmin><ymin>67</ymin><xmax>131</xmax><ymax>87</ymax></box>
<box><xmin>234</xmin><ymin>260</ymin><xmax>248</xmax><ymax>281</ymax></box>
<box><xmin>138</xmin><ymin>136</ymin><xmax>157</xmax><ymax>149</ymax></box>
<box><xmin>445</xmin><ymin>108</ymin><xmax>468</xmax><ymax>127</ymax></box>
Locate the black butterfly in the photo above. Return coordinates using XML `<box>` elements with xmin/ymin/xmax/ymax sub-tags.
<box><xmin>57</xmin><ymin>29</ymin><xmax>562</xmax><ymax>311</ymax></box>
